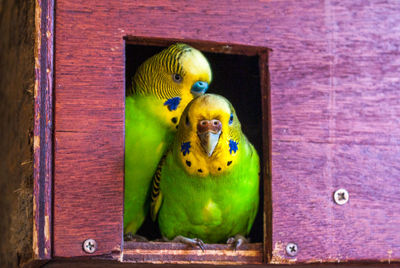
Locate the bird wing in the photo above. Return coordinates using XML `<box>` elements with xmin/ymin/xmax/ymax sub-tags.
<box><xmin>150</xmin><ymin>154</ymin><xmax>167</xmax><ymax>221</ymax></box>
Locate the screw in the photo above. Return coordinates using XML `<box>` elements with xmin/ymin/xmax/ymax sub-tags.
<box><xmin>83</xmin><ymin>239</ymin><xmax>97</xmax><ymax>254</ymax></box>
<box><xmin>286</xmin><ymin>242</ymin><xmax>298</xmax><ymax>257</ymax></box>
<box><xmin>333</xmin><ymin>188</ymin><xmax>349</xmax><ymax>205</ymax></box>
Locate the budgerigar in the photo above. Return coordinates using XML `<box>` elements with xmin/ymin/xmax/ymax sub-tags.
<box><xmin>151</xmin><ymin>94</ymin><xmax>259</xmax><ymax>249</ymax></box>
<box><xmin>124</xmin><ymin>44</ymin><xmax>212</xmax><ymax>235</ymax></box>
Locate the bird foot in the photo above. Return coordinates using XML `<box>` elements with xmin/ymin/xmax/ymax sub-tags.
<box><xmin>124</xmin><ymin>233</ymin><xmax>149</xmax><ymax>242</ymax></box>
<box><xmin>226</xmin><ymin>234</ymin><xmax>248</xmax><ymax>251</ymax></box>
<box><xmin>172</xmin><ymin>235</ymin><xmax>206</xmax><ymax>252</ymax></box>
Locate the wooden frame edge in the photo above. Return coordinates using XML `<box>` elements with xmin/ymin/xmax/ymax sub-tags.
<box><xmin>33</xmin><ymin>0</ymin><xmax>54</xmax><ymax>260</ymax></box>
<box><xmin>259</xmin><ymin>53</ymin><xmax>272</xmax><ymax>263</ymax></box>
<box><xmin>124</xmin><ymin>35</ymin><xmax>271</xmax><ymax>56</ymax></box>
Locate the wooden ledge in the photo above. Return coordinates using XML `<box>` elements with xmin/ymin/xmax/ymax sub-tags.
<box><xmin>30</xmin><ymin>258</ymin><xmax>400</xmax><ymax>268</ymax></box>
<box><xmin>122</xmin><ymin>241</ymin><xmax>263</xmax><ymax>265</ymax></box>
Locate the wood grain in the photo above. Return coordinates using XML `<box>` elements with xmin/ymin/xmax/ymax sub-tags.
<box><xmin>54</xmin><ymin>0</ymin><xmax>400</xmax><ymax>263</ymax></box>
<box><xmin>268</xmin><ymin>0</ymin><xmax>400</xmax><ymax>264</ymax></box>
<box><xmin>122</xmin><ymin>242</ymin><xmax>262</xmax><ymax>264</ymax></box>
<box><xmin>34</xmin><ymin>0</ymin><xmax>54</xmax><ymax>260</ymax></box>
<box><xmin>259</xmin><ymin>52</ymin><xmax>272</xmax><ymax>263</ymax></box>
<box><xmin>0</xmin><ymin>0</ymin><xmax>36</xmax><ymax>266</ymax></box>
<box><xmin>41</xmin><ymin>260</ymin><xmax>398</xmax><ymax>268</ymax></box>
<box><xmin>125</xmin><ymin>36</ymin><xmax>270</xmax><ymax>56</ymax></box>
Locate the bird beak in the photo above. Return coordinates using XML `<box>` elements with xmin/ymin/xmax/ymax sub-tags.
<box><xmin>191</xmin><ymin>81</ymin><xmax>209</xmax><ymax>97</ymax></box>
<box><xmin>197</xmin><ymin>119</ymin><xmax>222</xmax><ymax>157</ymax></box>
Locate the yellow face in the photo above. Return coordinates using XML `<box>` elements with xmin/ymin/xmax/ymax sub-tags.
<box><xmin>133</xmin><ymin>43</ymin><xmax>212</xmax><ymax>100</ymax></box>
<box><xmin>132</xmin><ymin>43</ymin><xmax>212</xmax><ymax>130</ymax></box>
<box><xmin>175</xmin><ymin>94</ymin><xmax>242</xmax><ymax>177</ymax></box>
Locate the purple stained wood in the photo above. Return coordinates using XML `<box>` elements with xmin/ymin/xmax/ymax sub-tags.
<box><xmin>123</xmin><ymin>242</ymin><xmax>263</xmax><ymax>264</ymax></box>
<box><xmin>259</xmin><ymin>52</ymin><xmax>273</xmax><ymax>261</ymax></box>
<box><xmin>53</xmin><ymin>0</ymin><xmax>126</xmax><ymax>256</ymax></box>
<box><xmin>33</xmin><ymin>0</ymin><xmax>54</xmax><ymax>260</ymax></box>
<box><xmin>268</xmin><ymin>0</ymin><xmax>400</xmax><ymax>263</ymax></box>
<box><xmin>53</xmin><ymin>0</ymin><xmax>400</xmax><ymax>263</ymax></box>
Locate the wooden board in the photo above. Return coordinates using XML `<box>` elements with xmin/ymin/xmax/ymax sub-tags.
<box><xmin>53</xmin><ymin>0</ymin><xmax>400</xmax><ymax>263</ymax></box>
<box><xmin>34</xmin><ymin>0</ymin><xmax>53</xmax><ymax>260</ymax></box>
<box><xmin>53</xmin><ymin>0</ymin><xmax>125</xmax><ymax>257</ymax></box>
<box><xmin>123</xmin><ymin>242</ymin><xmax>262</xmax><ymax>265</ymax></box>
<box><xmin>267</xmin><ymin>0</ymin><xmax>400</xmax><ymax>263</ymax></box>
<box><xmin>41</xmin><ymin>260</ymin><xmax>395</xmax><ymax>268</ymax></box>
<box><xmin>0</xmin><ymin>0</ymin><xmax>36</xmax><ymax>266</ymax></box>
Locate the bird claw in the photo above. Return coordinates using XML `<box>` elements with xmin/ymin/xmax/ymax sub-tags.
<box><xmin>194</xmin><ymin>238</ymin><xmax>206</xmax><ymax>252</ymax></box>
<box><xmin>172</xmin><ymin>235</ymin><xmax>206</xmax><ymax>252</ymax></box>
<box><xmin>226</xmin><ymin>235</ymin><xmax>248</xmax><ymax>251</ymax></box>
<box><xmin>124</xmin><ymin>233</ymin><xmax>149</xmax><ymax>242</ymax></box>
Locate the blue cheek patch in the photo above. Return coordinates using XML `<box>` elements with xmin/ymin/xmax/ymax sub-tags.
<box><xmin>164</xmin><ymin>97</ymin><xmax>181</xmax><ymax>111</ymax></box>
<box><xmin>229</xmin><ymin>139</ymin><xmax>238</xmax><ymax>154</ymax></box>
<box><xmin>181</xmin><ymin>141</ymin><xmax>191</xmax><ymax>156</ymax></box>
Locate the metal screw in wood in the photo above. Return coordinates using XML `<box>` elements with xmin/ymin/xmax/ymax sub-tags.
<box><xmin>286</xmin><ymin>242</ymin><xmax>298</xmax><ymax>257</ymax></box>
<box><xmin>83</xmin><ymin>239</ymin><xmax>97</xmax><ymax>254</ymax></box>
<box><xmin>333</xmin><ymin>188</ymin><xmax>349</xmax><ymax>205</ymax></box>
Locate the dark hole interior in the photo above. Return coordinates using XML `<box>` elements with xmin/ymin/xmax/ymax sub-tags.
<box><xmin>125</xmin><ymin>44</ymin><xmax>264</xmax><ymax>243</ymax></box>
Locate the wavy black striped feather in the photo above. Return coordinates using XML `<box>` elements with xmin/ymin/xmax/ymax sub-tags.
<box><xmin>130</xmin><ymin>44</ymin><xmax>193</xmax><ymax>100</ymax></box>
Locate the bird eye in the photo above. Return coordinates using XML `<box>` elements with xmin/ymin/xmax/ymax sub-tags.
<box><xmin>172</xmin><ymin>73</ymin><xmax>183</xmax><ymax>83</ymax></box>
<box><xmin>229</xmin><ymin>113</ymin><xmax>234</xmax><ymax>125</ymax></box>
<box><xmin>185</xmin><ymin>116</ymin><xmax>190</xmax><ymax>126</ymax></box>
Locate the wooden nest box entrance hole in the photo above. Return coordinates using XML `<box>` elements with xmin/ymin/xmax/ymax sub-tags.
<box><xmin>124</xmin><ymin>37</ymin><xmax>271</xmax><ymax>264</ymax></box>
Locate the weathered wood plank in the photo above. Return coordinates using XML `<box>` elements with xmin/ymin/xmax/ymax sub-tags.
<box><xmin>259</xmin><ymin>52</ymin><xmax>272</xmax><ymax>262</ymax></box>
<box><xmin>41</xmin><ymin>259</ymin><xmax>397</xmax><ymax>268</ymax></box>
<box><xmin>53</xmin><ymin>130</ymin><xmax>124</xmax><ymax>257</ymax></box>
<box><xmin>123</xmin><ymin>242</ymin><xmax>263</xmax><ymax>264</ymax></box>
<box><xmin>54</xmin><ymin>0</ymin><xmax>270</xmax><ymax>258</ymax></box>
<box><xmin>125</xmin><ymin>36</ymin><xmax>270</xmax><ymax>56</ymax></box>
<box><xmin>33</xmin><ymin>0</ymin><xmax>54</xmax><ymax>260</ymax></box>
<box><xmin>268</xmin><ymin>0</ymin><xmax>400</xmax><ymax>263</ymax></box>
<box><xmin>54</xmin><ymin>0</ymin><xmax>400</xmax><ymax>263</ymax></box>
<box><xmin>0</xmin><ymin>0</ymin><xmax>36</xmax><ymax>266</ymax></box>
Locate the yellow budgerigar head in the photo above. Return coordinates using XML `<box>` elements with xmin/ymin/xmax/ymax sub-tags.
<box><xmin>174</xmin><ymin>94</ymin><xmax>243</xmax><ymax>176</ymax></box>
<box><xmin>132</xmin><ymin>43</ymin><xmax>212</xmax><ymax>100</ymax></box>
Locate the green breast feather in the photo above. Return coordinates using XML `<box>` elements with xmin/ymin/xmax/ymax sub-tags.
<box><xmin>151</xmin><ymin>94</ymin><xmax>260</xmax><ymax>244</ymax></box>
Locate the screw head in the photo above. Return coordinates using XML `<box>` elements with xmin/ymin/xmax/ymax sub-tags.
<box><xmin>334</xmin><ymin>188</ymin><xmax>349</xmax><ymax>205</ymax></box>
<box><xmin>83</xmin><ymin>239</ymin><xmax>97</xmax><ymax>254</ymax></box>
<box><xmin>286</xmin><ymin>242</ymin><xmax>298</xmax><ymax>257</ymax></box>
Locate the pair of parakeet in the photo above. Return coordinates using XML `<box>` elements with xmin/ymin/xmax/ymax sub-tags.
<box><xmin>124</xmin><ymin>43</ymin><xmax>259</xmax><ymax>249</ymax></box>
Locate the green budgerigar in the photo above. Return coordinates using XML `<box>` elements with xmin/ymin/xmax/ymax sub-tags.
<box><xmin>151</xmin><ymin>94</ymin><xmax>259</xmax><ymax>249</ymax></box>
<box><xmin>124</xmin><ymin>44</ymin><xmax>212</xmax><ymax>235</ymax></box>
